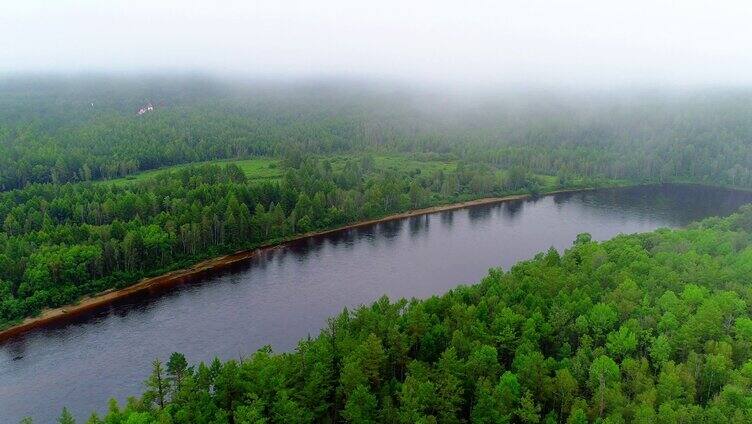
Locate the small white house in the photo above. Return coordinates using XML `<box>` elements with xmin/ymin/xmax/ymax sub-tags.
<box><xmin>137</xmin><ymin>102</ymin><xmax>154</xmax><ymax>115</ymax></box>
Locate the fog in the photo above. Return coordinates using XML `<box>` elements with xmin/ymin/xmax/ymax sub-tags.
<box><xmin>2</xmin><ymin>0</ymin><xmax>752</xmax><ymax>88</ymax></box>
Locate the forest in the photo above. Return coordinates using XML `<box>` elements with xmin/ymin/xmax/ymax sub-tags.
<box><xmin>4</xmin><ymin>78</ymin><xmax>752</xmax><ymax>191</ymax></box>
<box><xmin>41</xmin><ymin>201</ymin><xmax>752</xmax><ymax>423</ymax></box>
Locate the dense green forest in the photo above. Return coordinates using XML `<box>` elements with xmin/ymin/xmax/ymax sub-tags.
<box><xmin>37</xmin><ymin>202</ymin><xmax>752</xmax><ymax>423</ymax></box>
<box><xmin>4</xmin><ymin>77</ymin><xmax>752</xmax><ymax>190</ymax></box>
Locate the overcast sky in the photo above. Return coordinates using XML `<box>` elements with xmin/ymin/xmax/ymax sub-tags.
<box><xmin>2</xmin><ymin>0</ymin><xmax>752</xmax><ymax>88</ymax></box>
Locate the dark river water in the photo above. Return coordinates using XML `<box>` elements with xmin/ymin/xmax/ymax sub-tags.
<box><xmin>3</xmin><ymin>184</ymin><xmax>752</xmax><ymax>423</ymax></box>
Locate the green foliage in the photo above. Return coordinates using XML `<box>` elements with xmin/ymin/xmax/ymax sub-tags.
<box><xmin>343</xmin><ymin>385</ymin><xmax>378</xmax><ymax>424</ymax></box>
<box><xmin>57</xmin><ymin>408</ymin><xmax>76</xmax><ymax>424</ymax></box>
<box><xmin>606</xmin><ymin>326</ymin><xmax>638</xmax><ymax>359</ymax></box>
<box><xmin>143</xmin><ymin>359</ymin><xmax>167</xmax><ymax>410</ymax></box>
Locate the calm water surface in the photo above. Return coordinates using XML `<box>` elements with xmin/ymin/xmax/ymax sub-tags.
<box><xmin>3</xmin><ymin>184</ymin><xmax>752</xmax><ymax>423</ymax></box>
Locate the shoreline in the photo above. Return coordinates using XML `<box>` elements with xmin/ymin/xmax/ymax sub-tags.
<box><xmin>0</xmin><ymin>188</ymin><xmax>592</xmax><ymax>342</ymax></box>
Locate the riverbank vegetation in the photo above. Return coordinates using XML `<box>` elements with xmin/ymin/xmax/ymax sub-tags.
<box><xmin>0</xmin><ymin>154</ymin><xmax>595</xmax><ymax>329</ymax></box>
<box><xmin>41</xmin><ymin>202</ymin><xmax>752</xmax><ymax>423</ymax></box>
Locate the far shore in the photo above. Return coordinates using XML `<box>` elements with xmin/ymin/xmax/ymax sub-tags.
<box><xmin>0</xmin><ymin>188</ymin><xmax>596</xmax><ymax>342</ymax></box>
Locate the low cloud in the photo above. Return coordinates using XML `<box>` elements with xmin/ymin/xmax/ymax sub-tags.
<box><xmin>2</xmin><ymin>0</ymin><xmax>751</xmax><ymax>88</ymax></box>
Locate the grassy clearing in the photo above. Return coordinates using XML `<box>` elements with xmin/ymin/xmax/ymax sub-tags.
<box><xmin>232</xmin><ymin>158</ymin><xmax>284</xmax><ymax>181</ymax></box>
<box><xmin>373</xmin><ymin>155</ymin><xmax>457</xmax><ymax>174</ymax></box>
<box><xmin>101</xmin><ymin>157</ymin><xmax>283</xmax><ymax>186</ymax></box>
<box><xmin>327</xmin><ymin>154</ymin><xmax>457</xmax><ymax>174</ymax></box>
<box><xmin>329</xmin><ymin>154</ymin><xmax>567</xmax><ymax>188</ymax></box>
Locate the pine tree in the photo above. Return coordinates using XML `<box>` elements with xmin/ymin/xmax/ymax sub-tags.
<box><xmin>144</xmin><ymin>359</ymin><xmax>167</xmax><ymax>409</ymax></box>
<box><xmin>58</xmin><ymin>407</ymin><xmax>76</xmax><ymax>424</ymax></box>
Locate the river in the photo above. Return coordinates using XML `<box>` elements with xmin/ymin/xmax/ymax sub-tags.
<box><xmin>3</xmin><ymin>184</ymin><xmax>752</xmax><ymax>423</ymax></box>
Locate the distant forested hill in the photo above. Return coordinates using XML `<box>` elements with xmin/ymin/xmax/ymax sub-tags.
<box><xmin>3</xmin><ymin>77</ymin><xmax>752</xmax><ymax>190</ymax></box>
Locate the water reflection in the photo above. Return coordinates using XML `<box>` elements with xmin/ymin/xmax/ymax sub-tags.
<box><xmin>502</xmin><ymin>199</ymin><xmax>524</xmax><ymax>219</ymax></box>
<box><xmin>439</xmin><ymin>210</ymin><xmax>454</xmax><ymax>228</ymax></box>
<box><xmin>378</xmin><ymin>219</ymin><xmax>404</xmax><ymax>240</ymax></box>
<box><xmin>467</xmin><ymin>203</ymin><xmax>493</xmax><ymax>223</ymax></box>
<box><xmin>408</xmin><ymin>215</ymin><xmax>429</xmax><ymax>238</ymax></box>
<box><xmin>324</xmin><ymin>227</ymin><xmax>358</xmax><ymax>246</ymax></box>
<box><xmin>552</xmin><ymin>191</ymin><xmax>575</xmax><ymax>206</ymax></box>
